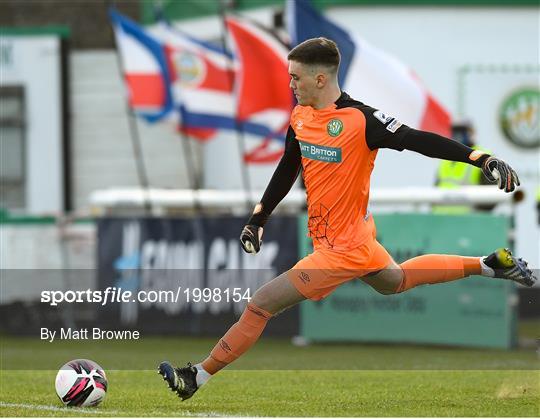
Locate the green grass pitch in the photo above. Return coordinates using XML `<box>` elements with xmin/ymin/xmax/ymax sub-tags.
<box><xmin>1</xmin><ymin>335</ymin><xmax>539</xmax><ymax>417</ymax></box>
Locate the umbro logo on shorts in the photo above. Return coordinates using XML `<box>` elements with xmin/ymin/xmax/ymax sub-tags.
<box><xmin>298</xmin><ymin>272</ymin><xmax>311</xmax><ymax>284</ymax></box>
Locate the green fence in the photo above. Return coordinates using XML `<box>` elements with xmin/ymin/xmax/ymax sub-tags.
<box><xmin>299</xmin><ymin>213</ymin><xmax>516</xmax><ymax>349</ymax></box>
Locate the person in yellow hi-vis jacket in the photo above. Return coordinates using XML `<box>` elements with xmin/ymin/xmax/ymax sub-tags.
<box><xmin>434</xmin><ymin>120</ymin><xmax>494</xmax><ymax>213</ymax></box>
<box><xmin>536</xmin><ymin>186</ymin><xmax>540</xmax><ymax>225</ymax></box>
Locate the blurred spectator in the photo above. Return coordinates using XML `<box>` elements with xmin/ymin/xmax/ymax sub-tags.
<box><xmin>536</xmin><ymin>185</ymin><xmax>540</xmax><ymax>225</ymax></box>
<box><xmin>434</xmin><ymin>120</ymin><xmax>494</xmax><ymax>213</ymax></box>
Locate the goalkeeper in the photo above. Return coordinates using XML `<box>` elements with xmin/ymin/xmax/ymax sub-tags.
<box><xmin>159</xmin><ymin>37</ymin><xmax>536</xmax><ymax>400</ymax></box>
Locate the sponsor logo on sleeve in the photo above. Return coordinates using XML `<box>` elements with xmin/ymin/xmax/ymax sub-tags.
<box><xmin>373</xmin><ymin>110</ymin><xmax>393</xmax><ymax>124</ymax></box>
<box><xmin>386</xmin><ymin>118</ymin><xmax>402</xmax><ymax>133</ymax></box>
<box><xmin>374</xmin><ymin>110</ymin><xmax>402</xmax><ymax>133</ymax></box>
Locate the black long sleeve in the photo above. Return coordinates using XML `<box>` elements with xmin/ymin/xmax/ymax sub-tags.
<box><xmin>248</xmin><ymin>126</ymin><xmax>302</xmax><ymax>227</ymax></box>
<box><xmin>358</xmin><ymin>102</ymin><xmax>490</xmax><ymax>167</ymax></box>
<box><xmin>399</xmin><ymin>128</ymin><xmax>489</xmax><ymax>167</ymax></box>
<box><xmin>385</xmin><ymin>126</ymin><xmax>489</xmax><ymax>167</ymax></box>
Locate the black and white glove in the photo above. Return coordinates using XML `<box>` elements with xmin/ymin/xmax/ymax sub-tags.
<box><xmin>240</xmin><ymin>224</ymin><xmax>263</xmax><ymax>254</ymax></box>
<box><xmin>481</xmin><ymin>157</ymin><xmax>520</xmax><ymax>193</ymax></box>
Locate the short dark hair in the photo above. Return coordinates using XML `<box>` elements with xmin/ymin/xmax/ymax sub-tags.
<box><xmin>287</xmin><ymin>37</ymin><xmax>340</xmax><ymax>72</ymax></box>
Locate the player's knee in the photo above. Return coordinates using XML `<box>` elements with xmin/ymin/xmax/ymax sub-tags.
<box><xmin>375</xmin><ymin>288</ymin><xmax>397</xmax><ymax>296</ymax></box>
<box><xmin>374</xmin><ymin>267</ymin><xmax>404</xmax><ymax>295</ymax></box>
<box><xmin>250</xmin><ymin>288</ymin><xmax>277</xmax><ymax>314</ymax></box>
<box><xmin>250</xmin><ymin>291</ymin><xmax>266</xmax><ymax>309</ymax></box>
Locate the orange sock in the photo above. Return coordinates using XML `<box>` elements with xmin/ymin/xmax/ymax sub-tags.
<box><xmin>201</xmin><ymin>303</ymin><xmax>272</xmax><ymax>375</ymax></box>
<box><xmin>397</xmin><ymin>255</ymin><xmax>481</xmax><ymax>293</ymax></box>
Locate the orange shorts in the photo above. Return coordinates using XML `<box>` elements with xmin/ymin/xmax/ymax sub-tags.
<box><xmin>287</xmin><ymin>237</ymin><xmax>392</xmax><ymax>301</ymax></box>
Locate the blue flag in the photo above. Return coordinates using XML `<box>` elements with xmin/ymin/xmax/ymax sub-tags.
<box><xmin>287</xmin><ymin>0</ymin><xmax>355</xmax><ymax>86</ymax></box>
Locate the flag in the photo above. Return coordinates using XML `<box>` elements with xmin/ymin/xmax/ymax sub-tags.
<box><xmin>149</xmin><ymin>20</ymin><xmax>236</xmax><ymax>141</ymax></box>
<box><xmin>110</xmin><ymin>10</ymin><xmax>292</xmax><ymax>161</ymax></box>
<box><xmin>287</xmin><ymin>0</ymin><xmax>354</xmax><ymax>86</ymax></box>
<box><xmin>151</xmin><ymin>16</ymin><xmax>292</xmax><ymax>148</ymax></box>
<box><xmin>110</xmin><ymin>9</ymin><xmax>175</xmax><ymax>122</ymax></box>
<box><xmin>287</xmin><ymin>0</ymin><xmax>451</xmax><ymax>137</ymax></box>
<box><xmin>224</xmin><ymin>15</ymin><xmax>293</xmax><ymax>162</ymax></box>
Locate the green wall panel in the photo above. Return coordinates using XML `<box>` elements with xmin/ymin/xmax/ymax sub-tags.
<box><xmin>298</xmin><ymin>213</ymin><xmax>517</xmax><ymax>349</ymax></box>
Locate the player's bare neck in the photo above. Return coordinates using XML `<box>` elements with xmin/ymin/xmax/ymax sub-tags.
<box><xmin>312</xmin><ymin>87</ymin><xmax>342</xmax><ymax>110</ymax></box>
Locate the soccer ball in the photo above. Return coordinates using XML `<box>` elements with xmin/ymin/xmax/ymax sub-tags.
<box><xmin>55</xmin><ymin>359</ymin><xmax>108</xmax><ymax>407</ymax></box>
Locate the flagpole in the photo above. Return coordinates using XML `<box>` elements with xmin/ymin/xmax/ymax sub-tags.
<box><xmin>108</xmin><ymin>2</ymin><xmax>153</xmax><ymax>215</ymax></box>
<box><xmin>177</xmin><ymin>120</ymin><xmax>206</xmax><ymax>211</ymax></box>
<box><xmin>151</xmin><ymin>1</ymin><xmax>204</xmax><ymax>209</ymax></box>
<box><xmin>218</xmin><ymin>0</ymin><xmax>253</xmax><ymax>212</ymax></box>
<box><xmin>151</xmin><ymin>2</ymin><xmax>207</xmax><ymax>285</ymax></box>
<box><xmin>178</xmin><ymin>130</ymin><xmax>201</xmax><ymax>189</ymax></box>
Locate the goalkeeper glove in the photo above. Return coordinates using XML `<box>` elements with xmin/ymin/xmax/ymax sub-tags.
<box><xmin>240</xmin><ymin>224</ymin><xmax>263</xmax><ymax>254</ymax></box>
<box><xmin>481</xmin><ymin>156</ymin><xmax>520</xmax><ymax>193</ymax></box>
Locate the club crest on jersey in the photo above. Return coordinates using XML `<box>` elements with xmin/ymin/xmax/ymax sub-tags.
<box><xmin>327</xmin><ymin>119</ymin><xmax>343</xmax><ymax>137</ymax></box>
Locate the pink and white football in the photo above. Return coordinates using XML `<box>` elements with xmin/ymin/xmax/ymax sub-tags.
<box><xmin>55</xmin><ymin>359</ymin><xmax>107</xmax><ymax>407</ymax></box>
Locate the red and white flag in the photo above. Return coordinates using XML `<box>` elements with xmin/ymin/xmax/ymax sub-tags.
<box><xmin>344</xmin><ymin>34</ymin><xmax>451</xmax><ymax>137</ymax></box>
<box><xmin>225</xmin><ymin>15</ymin><xmax>293</xmax><ymax>162</ymax></box>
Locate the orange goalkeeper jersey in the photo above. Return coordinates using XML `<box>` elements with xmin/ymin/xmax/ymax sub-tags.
<box><xmin>291</xmin><ymin>92</ymin><xmax>410</xmax><ymax>250</ymax></box>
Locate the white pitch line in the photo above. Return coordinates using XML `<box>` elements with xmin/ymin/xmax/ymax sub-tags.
<box><xmin>193</xmin><ymin>416</ymin><xmax>265</xmax><ymax>418</ymax></box>
<box><xmin>0</xmin><ymin>402</ymin><xmax>261</xmax><ymax>418</ymax></box>
<box><xmin>0</xmin><ymin>401</ymin><xmax>120</xmax><ymax>415</ymax></box>
<box><xmin>144</xmin><ymin>409</ymin><xmax>259</xmax><ymax>418</ymax></box>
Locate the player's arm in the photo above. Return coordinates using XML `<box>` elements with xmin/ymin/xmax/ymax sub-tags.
<box><xmin>365</xmin><ymin>111</ymin><xmax>520</xmax><ymax>193</ymax></box>
<box><xmin>400</xmin><ymin>129</ymin><xmax>519</xmax><ymax>192</ymax></box>
<box><xmin>240</xmin><ymin>126</ymin><xmax>302</xmax><ymax>254</ymax></box>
